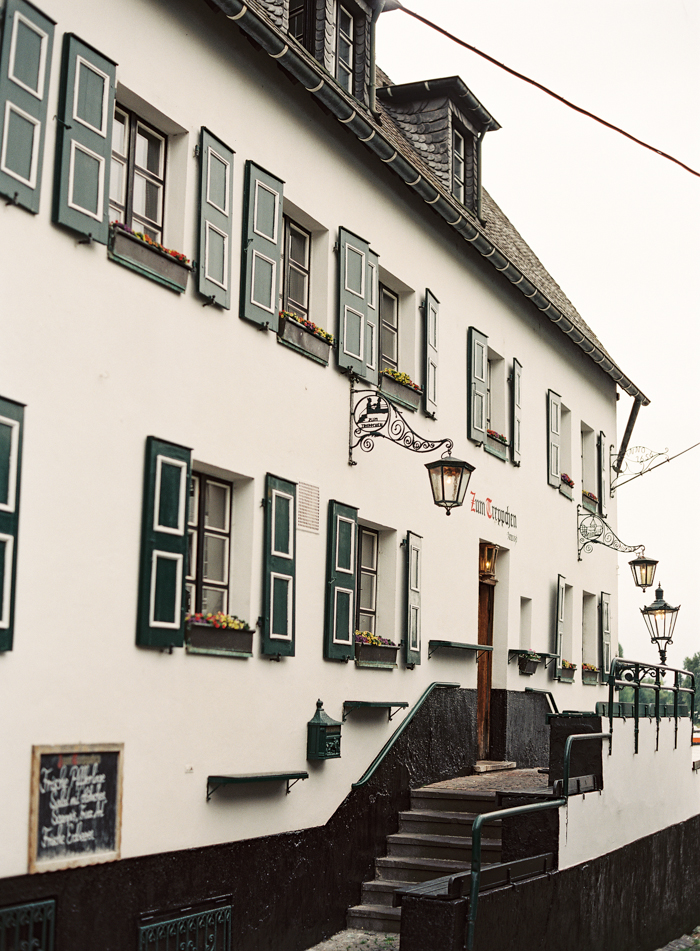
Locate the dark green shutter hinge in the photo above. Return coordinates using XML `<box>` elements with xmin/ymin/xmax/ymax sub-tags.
<box><xmin>194</xmin><ymin>144</ymin><xmax>200</xmax><ymax>158</ymax></box>
<box><xmin>333</xmin><ymin>241</ymin><xmax>339</xmax><ymax>252</ymax></box>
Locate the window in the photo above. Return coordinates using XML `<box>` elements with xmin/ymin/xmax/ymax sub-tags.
<box><xmin>262</xmin><ymin>474</ymin><xmax>297</xmax><ymax>657</ymax></box>
<box><xmin>452</xmin><ymin>128</ymin><xmax>465</xmax><ymax>203</ymax></box>
<box><xmin>110</xmin><ymin>105</ymin><xmax>166</xmax><ymax>242</ymax></box>
<box><xmin>337</xmin><ymin>226</ymin><xmax>378</xmax><ymax>382</ymax></box>
<box><xmin>356</xmin><ymin>526</ymin><xmax>378</xmax><ymax>633</ymax></box>
<box><xmin>581</xmin><ymin>423</ymin><xmax>595</xmax><ymax>495</ymax></box>
<box><xmin>186</xmin><ymin>474</ymin><xmax>232</xmax><ymax>615</ymax></box>
<box><xmin>546</xmin><ymin>389</ymin><xmax>561</xmax><ymax>487</ymax></box>
<box><xmin>0</xmin><ymin>394</ymin><xmax>23</xmax><ymax>652</ymax></box>
<box><xmin>282</xmin><ymin>216</ymin><xmax>311</xmax><ymax>319</ymax></box>
<box><xmin>379</xmin><ymin>285</ymin><xmax>398</xmax><ymax>372</ymax></box>
<box><xmin>289</xmin><ymin>0</ymin><xmax>314</xmax><ymax>51</ymax></box>
<box><xmin>335</xmin><ymin>4</ymin><xmax>354</xmax><ymax>93</ymax></box>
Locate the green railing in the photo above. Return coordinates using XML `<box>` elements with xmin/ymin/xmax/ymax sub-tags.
<box><xmin>0</xmin><ymin>899</ymin><xmax>55</xmax><ymax>951</ymax></box>
<box><xmin>138</xmin><ymin>903</ymin><xmax>232</xmax><ymax>950</ymax></box>
<box><xmin>352</xmin><ymin>681</ymin><xmax>460</xmax><ymax>788</ymax></box>
<box><xmin>607</xmin><ymin>658</ymin><xmax>694</xmax><ymax>753</ymax></box>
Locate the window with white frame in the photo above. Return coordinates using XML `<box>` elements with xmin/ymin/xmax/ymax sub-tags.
<box><xmin>282</xmin><ymin>216</ymin><xmax>311</xmax><ymax>319</ymax></box>
<box><xmin>109</xmin><ymin>105</ymin><xmax>166</xmax><ymax>242</ymax></box>
<box><xmin>335</xmin><ymin>3</ymin><xmax>354</xmax><ymax>93</ymax></box>
<box><xmin>452</xmin><ymin>127</ymin><xmax>466</xmax><ymax>204</ymax></box>
<box><xmin>356</xmin><ymin>526</ymin><xmax>378</xmax><ymax>634</ymax></box>
<box><xmin>289</xmin><ymin>0</ymin><xmax>314</xmax><ymax>51</ymax></box>
<box><xmin>379</xmin><ymin>285</ymin><xmax>398</xmax><ymax>372</ymax></box>
<box><xmin>186</xmin><ymin>474</ymin><xmax>232</xmax><ymax>615</ymax></box>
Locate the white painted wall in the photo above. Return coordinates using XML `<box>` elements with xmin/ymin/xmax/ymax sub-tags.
<box><xmin>559</xmin><ymin>717</ymin><xmax>700</xmax><ymax>869</ymax></box>
<box><xmin>0</xmin><ymin>0</ymin><xmax>624</xmax><ymax>877</ymax></box>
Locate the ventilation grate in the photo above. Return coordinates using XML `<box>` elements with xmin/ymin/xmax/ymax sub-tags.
<box><xmin>297</xmin><ymin>482</ymin><xmax>320</xmax><ymax>533</ymax></box>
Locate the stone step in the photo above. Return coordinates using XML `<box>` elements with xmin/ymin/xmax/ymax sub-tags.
<box><xmin>473</xmin><ymin>760</ymin><xmax>517</xmax><ymax>774</ymax></box>
<box><xmin>375</xmin><ymin>854</ymin><xmax>473</xmax><ymax>883</ymax></box>
<box><xmin>346</xmin><ymin>903</ymin><xmax>402</xmax><ymax>934</ymax></box>
<box><xmin>410</xmin><ymin>786</ymin><xmax>499</xmax><ymax>813</ymax></box>
<box><xmin>399</xmin><ymin>808</ymin><xmax>502</xmax><ymax>839</ymax></box>
<box><xmin>361</xmin><ymin>879</ymin><xmax>407</xmax><ymax>906</ymax></box>
<box><xmin>386</xmin><ymin>831</ymin><xmax>501</xmax><ymax>863</ymax></box>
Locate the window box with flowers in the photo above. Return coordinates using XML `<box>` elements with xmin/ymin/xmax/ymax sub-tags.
<box><xmin>354</xmin><ymin>631</ymin><xmax>399</xmax><ymax>669</ymax></box>
<box><xmin>108</xmin><ymin>222</ymin><xmax>191</xmax><ymax>293</ymax></box>
<box><xmin>558</xmin><ymin>659</ymin><xmax>576</xmax><ymax>682</ymax></box>
<box><xmin>380</xmin><ymin>369</ymin><xmax>422</xmax><ymax>413</ymax></box>
<box><xmin>560</xmin><ymin>472</ymin><xmax>575</xmax><ymax>500</ymax></box>
<box><xmin>486</xmin><ymin>429</ymin><xmax>509</xmax><ymax>461</ymax></box>
<box><xmin>277</xmin><ymin>311</ymin><xmax>334</xmax><ymax>366</ymax></box>
<box><xmin>518</xmin><ymin>651</ymin><xmax>542</xmax><ymax>676</ymax></box>
<box><xmin>582</xmin><ymin>489</ymin><xmax>598</xmax><ymax>514</ymax></box>
<box><xmin>582</xmin><ymin>663</ymin><xmax>600</xmax><ymax>685</ymax></box>
<box><xmin>185</xmin><ymin>613</ymin><xmax>254</xmax><ymax>658</ymax></box>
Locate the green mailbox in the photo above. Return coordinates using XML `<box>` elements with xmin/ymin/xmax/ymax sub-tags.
<box><xmin>307</xmin><ymin>700</ymin><xmax>342</xmax><ymax>760</ymax></box>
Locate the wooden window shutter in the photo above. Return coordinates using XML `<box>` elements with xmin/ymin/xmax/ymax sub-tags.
<box><xmin>323</xmin><ymin>500</ymin><xmax>358</xmax><ymax>661</ymax></box>
<box><xmin>423</xmin><ymin>290</ymin><xmax>439</xmax><ymax>419</ymax></box>
<box><xmin>600</xmin><ymin>591</ymin><xmax>611</xmax><ymax>676</ymax></box>
<box><xmin>262</xmin><ymin>473</ymin><xmax>297</xmax><ymax>657</ymax></box>
<box><xmin>240</xmin><ymin>160</ymin><xmax>283</xmax><ymax>330</ymax></box>
<box><xmin>0</xmin><ymin>0</ymin><xmax>55</xmax><ymax>213</ymax></box>
<box><xmin>511</xmin><ymin>358</ymin><xmax>522</xmax><ymax>465</ymax></box>
<box><xmin>547</xmin><ymin>390</ymin><xmax>562</xmax><ymax>487</ymax></box>
<box><xmin>337</xmin><ymin>226</ymin><xmax>378</xmax><ymax>382</ymax></box>
<box><xmin>136</xmin><ymin>436</ymin><xmax>191</xmax><ymax>649</ymax></box>
<box><xmin>197</xmin><ymin>128</ymin><xmax>234</xmax><ymax>308</ymax></box>
<box><xmin>0</xmin><ymin>395</ymin><xmax>24</xmax><ymax>652</ymax></box>
<box><xmin>467</xmin><ymin>327</ymin><xmax>488</xmax><ymax>443</ymax></box>
<box><xmin>404</xmin><ymin>531</ymin><xmax>422</xmax><ymax>667</ymax></box>
<box><xmin>52</xmin><ymin>34</ymin><xmax>116</xmax><ymax>244</ymax></box>
<box><xmin>554</xmin><ymin>573</ymin><xmax>566</xmax><ymax>666</ymax></box>
<box><xmin>598</xmin><ymin>431</ymin><xmax>607</xmax><ymax>517</ymax></box>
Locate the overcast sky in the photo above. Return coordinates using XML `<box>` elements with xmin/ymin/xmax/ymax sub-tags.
<box><xmin>377</xmin><ymin>0</ymin><xmax>700</xmax><ymax>666</ymax></box>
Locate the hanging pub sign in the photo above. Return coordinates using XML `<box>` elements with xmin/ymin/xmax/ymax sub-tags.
<box><xmin>28</xmin><ymin>744</ymin><xmax>123</xmax><ymax>873</ymax></box>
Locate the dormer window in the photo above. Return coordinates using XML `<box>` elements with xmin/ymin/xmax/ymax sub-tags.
<box><xmin>289</xmin><ymin>0</ymin><xmax>314</xmax><ymax>52</ymax></box>
<box><xmin>452</xmin><ymin>128</ymin><xmax>466</xmax><ymax>204</ymax></box>
<box><xmin>336</xmin><ymin>4</ymin><xmax>354</xmax><ymax>93</ymax></box>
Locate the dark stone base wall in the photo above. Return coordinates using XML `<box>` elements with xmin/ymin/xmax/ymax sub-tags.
<box><xmin>490</xmin><ymin>689</ymin><xmax>550</xmax><ymax>767</ymax></box>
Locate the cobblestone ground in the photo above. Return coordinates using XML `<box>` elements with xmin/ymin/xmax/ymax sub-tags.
<box><xmin>305</xmin><ymin>925</ymin><xmax>700</xmax><ymax>951</ymax></box>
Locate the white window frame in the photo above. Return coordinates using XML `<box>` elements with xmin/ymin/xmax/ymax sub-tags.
<box><xmin>253</xmin><ymin>180</ymin><xmax>279</xmax><ymax>243</ymax></box>
<box><xmin>153</xmin><ymin>455</ymin><xmax>187</xmax><ymax>536</ymax></box>
<box><xmin>409</xmin><ymin>603</ymin><xmax>420</xmax><ymax>650</ymax></box>
<box><xmin>204</xmin><ymin>220</ymin><xmax>229</xmax><ymax>290</ymax></box>
<box><xmin>410</xmin><ymin>542</ymin><xmax>421</xmax><ymax>593</ymax></box>
<box><xmin>0</xmin><ymin>533</ymin><xmax>13</xmax><ymax>629</ymax></box>
<box><xmin>250</xmin><ymin>249</ymin><xmax>277</xmax><ymax>313</ymax></box>
<box><xmin>335</xmin><ymin>516</ymin><xmax>355</xmax><ymax>573</ymax></box>
<box><xmin>333</xmin><ymin>586</ymin><xmax>354</xmax><ymax>644</ymax></box>
<box><xmin>0</xmin><ymin>415</ymin><xmax>20</xmax><ymax>513</ymax></box>
<box><xmin>206</xmin><ymin>147</ymin><xmax>230</xmax><ymax>215</ymax></box>
<box><xmin>343</xmin><ymin>305</ymin><xmax>364</xmax><ymax>360</ymax></box>
<box><xmin>8</xmin><ymin>11</ymin><xmax>48</xmax><ymax>99</ymax></box>
<box><xmin>67</xmin><ymin>139</ymin><xmax>105</xmax><ymax>221</ymax></box>
<box><xmin>271</xmin><ymin>490</ymin><xmax>295</xmax><ymax>559</ymax></box>
<box><xmin>72</xmin><ymin>56</ymin><xmax>110</xmax><ymax>137</ymax></box>
<box><xmin>344</xmin><ymin>243</ymin><xmax>365</xmax><ymax>298</ymax></box>
<box><xmin>269</xmin><ymin>572</ymin><xmax>293</xmax><ymax>639</ymax></box>
<box><xmin>0</xmin><ymin>101</ymin><xmax>40</xmax><ymax>188</ymax></box>
<box><xmin>149</xmin><ymin>550</ymin><xmax>183</xmax><ymax>629</ymax></box>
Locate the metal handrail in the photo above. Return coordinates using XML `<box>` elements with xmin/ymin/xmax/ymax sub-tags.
<box><xmin>562</xmin><ymin>732</ymin><xmax>611</xmax><ymax>798</ymax></box>
<box><xmin>352</xmin><ymin>682</ymin><xmax>460</xmax><ymax>788</ymax></box>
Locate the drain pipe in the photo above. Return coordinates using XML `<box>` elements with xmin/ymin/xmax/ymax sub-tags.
<box><xmin>613</xmin><ymin>396</ymin><xmax>644</xmax><ymax>473</ymax></box>
<box><xmin>369</xmin><ymin>0</ymin><xmax>388</xmax><ymax>116</ymax></box>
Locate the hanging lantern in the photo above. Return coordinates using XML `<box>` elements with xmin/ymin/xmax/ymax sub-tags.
<box><xmin>628</xmin><ymin>555</ymin><xmax>659</xmax><ymax>592</ymax></box>
<box><xmin>425</xmin><ymin>456</ymin><xmax>475</xmax><ymax>515</ymax></box>
<box><xmin>640</xmin><ymin>585</ymin><xmax>680</xmax><ymax>665</ymax></box>
<box><xmin>479</xmin><ymin>543</ymin><xmax>499</xmax><ymax>580</ymax></box>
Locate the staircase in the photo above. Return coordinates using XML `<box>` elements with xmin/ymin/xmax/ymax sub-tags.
<box><xmin>346</xmin><ymin>785</ymin><xmax>503</xmax><ymax>933</ymax></box>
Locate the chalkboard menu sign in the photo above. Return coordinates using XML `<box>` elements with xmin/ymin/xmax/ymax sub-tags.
<box><xmin>29</xmin><ymin>744</ymin><xmax>123</xmax><ymax>873</ymax></box>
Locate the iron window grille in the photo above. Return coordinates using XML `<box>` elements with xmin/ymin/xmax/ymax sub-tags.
<box><xmin>282</xmin><ymin>217</ymin><xmax>311</xmax><ymax>319</ymax></box>
<box><xmin>138</xmin><ymin>898</ymin><xmax>232</xmax><ymax>951</ymax></box>
<box><xmin>109</xmin><ymin>105</ymin><xmax>166</xmax><ymax>242</ymax></box>
<box><xmin>187</xmin><ymin>474</ymin><xmax>232</xmax><ymax>615</ymax></box>
<box><xmin>379</xmin><ymin>285</ymin><xmax>398</xmax><ymax>372</ymax></box>
<box><xmin>356</xmin><ymin>526</ymin><xmax>378</xmax><ymax>633</ymax></box>
<box><xmin>0</xmin><ymin>899</ymin><xmax>55</xmax><ymax>951</ymax></box>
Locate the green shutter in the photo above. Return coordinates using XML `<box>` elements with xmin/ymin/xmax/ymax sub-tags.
<box><xmin>136</xmin><ymin>436</ymin><xmax>191</xmax><ymax>649</ymax></box>
<box><xmin>404</xmin><ymin>531</ymin><xmax>422</xmax><ymax>667</ymax></box>
<box><xmin>423</xmin><ymin>290</ymin><xmax>439</xmax><ymax>419</ymax></box>
<box><xmin>547</xmin><ymin>390</ymin><xmax>561</xmax><ymax>487</ymax></box>
<box><xmin>262</xmin><ymin>473</ymin><xmax>296</xmax><ymax>657</ymax></box>
<box><xmin>0</xmin><ymin>395</ymin><xmax>23</xmax><ymax>652</ymax></box>
<box><xmin>52</xmin><ymin>33</ymin><xmax>116</xmax><ymax>244</ymax></box>
<box><xmin>0</xmin><ymin>0</ymin><xmax>54</xmax><ymax>213</ymax></box>
<box><xmin>240</xmin><ymin>160</ymin><xmax>283</xmax><ymax>330</ymax></box>
<box><xmin>600</xmin><ymin>591</ymin><xmax>611</xmax><ymax>676</ymax></box>
<box><xmin>337</xmin><ymin>226</ymin><xmax>378</xmax><ymax>382</ymax></box>
<box><xmin>197</xmin><ymin>127</ymin><xmax>234</xmax><ymax>308</ymax></box>
<box><xmin>511</xmin><ymin>358</ymin><xmax>522</xmax><ymax>466</ymax></box>
<box><xmin>324</xmin><ymin>500</ymin><xmax>358</xmax><ymax>661</ymax></box>
<box><xmin>467</xmin><ymin>326</ymin><xmax>488</xmax><ymax>443</ymax></box>
<box><xmin>598</xmin><ymin>431</ymin><xmax>607</xmax><ymax>517</ymax></box>
<box><xmin>554</xmin><ymin>573</ymin><xmax>565</xmax><ymax>669</ymax></box>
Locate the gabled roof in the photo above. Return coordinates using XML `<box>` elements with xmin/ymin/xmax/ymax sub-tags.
<box><xmin>208</xmin><ymin>0</ymin><xmax>649</xmax><ymax>405</ymax></box>
<box><xmin>376</xmin><ymin>75</ymin><xmax>500</xmax><ymax>133</ymax></box>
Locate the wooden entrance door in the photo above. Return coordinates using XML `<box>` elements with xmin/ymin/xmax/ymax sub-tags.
<box><xmin>477</xmin><ymin>580</ymin><xmax>495</xmax><ymax>760</ymax></box>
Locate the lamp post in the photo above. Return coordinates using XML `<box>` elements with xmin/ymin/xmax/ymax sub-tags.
<box><xmin>425</xmin><ymin>455</ymin><xmax>475</xmax><ymax>515</ymax></box>
<box><xmin>628</xmin><ymin>555</ymin><xmax>659</xmax><ymax>592</ymax></box>
<box><xmin>640</xmin><ymin>585</ymin><xmax>680</xmax><ymax>665</ymax></box>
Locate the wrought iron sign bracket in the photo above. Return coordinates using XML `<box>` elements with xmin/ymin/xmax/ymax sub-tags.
<box><xmin>349</xmin><ymin>379</ymin><xmax>453</xmax><ymax>466</ymax></box>
<box><xmin>610</xmin><ymin>445</ymin><xmax>669</xmax><ymax>493</ymax></box>
<box><xmin>577</xmin><ymin>506</ymin><xmax>645</xmax><ymax>562</ymax></box>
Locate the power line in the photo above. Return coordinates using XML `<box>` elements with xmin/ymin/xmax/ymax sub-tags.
<box><xmin>385</xmin><ymin>1</ymin><xmax>700</xmax><ymax>179</ymax></box>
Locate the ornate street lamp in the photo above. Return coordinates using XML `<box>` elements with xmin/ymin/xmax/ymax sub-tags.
<box><xmin>425</xmin><ymin>456</ymin><xmax>475</xmax><ymax>515</ymax></box>
<box><xmin>479</xmin><ymin>543</ymin><xmax>499</xmax><ymax>580</ymax></box>
<box><xmin>628</xmin><ymin>555</ymin><xmax>658</xmax><ymax>592</ymax></box>
<box><xmin>640</xmin><ymin>585</ymin><xmax>680</xmax><ymax>665</ymax></box>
